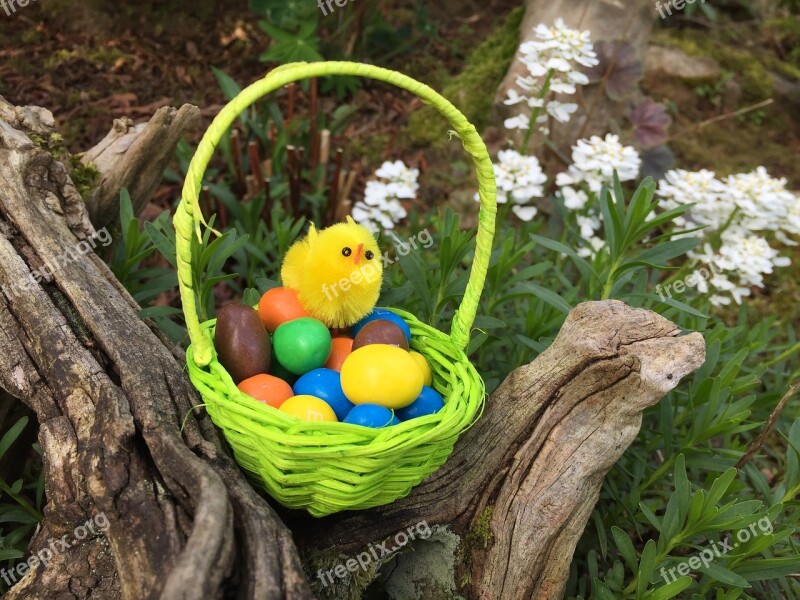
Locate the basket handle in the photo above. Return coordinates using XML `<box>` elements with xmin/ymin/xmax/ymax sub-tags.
<box><xmin>177</xmin><ymin>61</ymin><xmax>497</xmax><ymax>366</ymax></box>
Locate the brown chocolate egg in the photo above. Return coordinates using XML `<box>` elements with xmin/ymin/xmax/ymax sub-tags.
<box><xmin>214</xmin><ymin>304</ymin><xmax>271</xmax><ymax>383</ymax></box>
<box><xmin>352</xmin><ymin>319</ymin><xmax>409</xmax><ymax>351</ymax></box>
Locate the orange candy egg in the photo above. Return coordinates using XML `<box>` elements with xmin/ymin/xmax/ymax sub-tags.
<box><xmin>324</xmin><ymin>337</ymin><xmax>354</xmax><ymax>372</ymax></box>
<box><xmin>258</xmin><ymin>287</ymin><xmax>310</xmax><ymax>332</ymax></box>
<box><xmin>237</xmin><ymin>374</ymin><xmax>294</xmax><ymax>408</ymax></box>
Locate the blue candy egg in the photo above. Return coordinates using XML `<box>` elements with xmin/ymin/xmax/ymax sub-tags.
<box><xmin>293</xmin><ymin>368</ymin><xmax>354</xmax><ymax>421</ymax></box>
<box><xmin>396</xmin><ymin>386</ymin><xmax>445</xmax><ymax>421</ymax></box>
<box><xmin>352</xmin><ymin>309</ymin><xmax>411</xmax><ymax>343</ymax></box>
<box><xmin>343</xmin><ymin>404</ymin><xmax>397</xmax><ymax>428</ymax></box>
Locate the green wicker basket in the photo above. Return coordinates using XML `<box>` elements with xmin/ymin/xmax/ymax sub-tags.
<box><xmin>177</xmin><ymin>61</ymin><xmax>497</xmax><ymax>517</ymax></box>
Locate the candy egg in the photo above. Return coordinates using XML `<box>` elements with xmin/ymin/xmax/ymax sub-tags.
<box><xmin>343</xmin><ymin>404</ymin><xmax>396</xmax><ymax>428</ymax></box>
<box><xmin>324</xmin><ymin>337</ymin><xmax>353</xmax><ymax>372</ymax></box>
<box><xmin>258</xmin><ymin>287</ymin><xmax>311</xmax><ymax>332</ymax></box>
<box><xmin>293</xmin><ymin>368</ymin><xmax>354</xmax><ymax>421</ymax></box>
<box><xmin>279</xmin><ymin>395</ymin><xmax>337</xmax><ymax>422</ymax></box>
<box><xmin>214</xmin><ymin>304</ymin><xmax>271</xmax><ymax>383</ymax></box>
<box><xmin>273</xmin><ymin>317</ymin><xmax>332</xmax><ymax>375</ymax></box>
<box><xmin>237</xmin><ymin>374</ymin><xmax>293</xmax><ymax>409</ymax></box>
<box><xmin>396</xmin><ymin>386</ymin><xmax>445</xmax><ymax>421</ymax></box>
<box><xmin>352</xmin><ymin>309</ymin><xmax>411</xmax><ymax>343</ymax></box>
<box><xmin>409</xmin><ymin>351</ymin><xmax>433</xmax><ymax>386</ymax></box>
<box><xmin>352</xmin><ymin>319</ymin><xmax>409</xmax><ymax>351</ymax></box>
<box><xmin>340</xmin><ymin>345</ymin><xmax>424</xmax><ymax>409</ymax></box>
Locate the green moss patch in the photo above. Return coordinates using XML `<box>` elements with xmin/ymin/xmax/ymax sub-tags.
<box><xmin>406</xmin><ymin>7</ymin><xmax>523</xmax><ymax>146</ymax></box>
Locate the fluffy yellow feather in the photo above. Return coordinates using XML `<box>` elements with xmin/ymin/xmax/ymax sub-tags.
<box><xmin>281</xmin><ymin>216</ymin><xmax>383</xmax><ymax>328</ymax></box>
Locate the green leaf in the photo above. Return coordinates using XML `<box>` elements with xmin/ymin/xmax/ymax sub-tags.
<box><xmin>530</xmin><ymin>234</ymin><xmax>599</xmax><ymax>284</ymax></box>
<box><xmin>640</xmin><ymin>502</ymin><xmax>663</xmax><ymax>532</ymax></box>
<box><xmin>611</xmin><ymin>526</ymin><xmax>638</xmax><ymax>573</ymax></box>
<box><xmin>674</xmin><ymin>454</ymin><xmax>690</xmax><ymax>518</ymax></box>
<box><xmin>615</xmin><ymin>260</ymin><xmax>679</xmax><ymax>277</ymax></box>
<box><xmin>734</xmin><ymin>556</ymin><xmax>800</xmax><ymax>580</ymax></box>
<box><xmin>637</xmin><ymin>237</ymin><xmax>699</xmax><ymax>265</ymax></box>
<box><xmin>661</xmin><ymin>495</ymin><xmax>682</xmax><ymax>543</ymax></box>
<box><xmin>138</xmin><ymin>306</ymin><xmax>183</xmax><ymax>319</ymax></box>
<box><xmin>612</xmin><ymin>171</ymin><xmax>626</xmax><ymax>223</ymax></box>
<box><xmin>637</xmin><ymin>539</ymin><xmax>658</xmax><ymax>598</ymax></box>
<box><xmin>705</xmin><ymin>468</ymin><xmax>738</xmax><ymax>510</ymax></box>
<box><xmin>638</xmin><ymin>292</ymin><xmax>709</xmax><ymax>318</ymax></box>
<box><xmin>644</xmin><ymin>576</ymin><xmax>692</xmax><ymax>600</ymax></box>
<box><xmin>144</xmin><ymin>221</ymin><xmax>177</xmax><ymax>268</ymax></box>
<box><xmin>594</xmin><ymin>578</ymin><xmax>619</xmax><ymax>600</ymax></box>
<box><xmin>640</xmin><ymin>205</ymin><xmax>694</xmax><ymax>235</ymax></box>
<box><xmin>698</xmin><ymin>562</ymin><xmax>751</xmax><ymax>588</ymax></box>
<box><xmin>599</xmin><ymin>187</ymin><xmax>622</xmax><ymax>260</ymax></box>
<box><xmin>0</xmin><ymin>417</ymin><xmax>28</xmax><ymax>461</ymax></box>
<box><xmin>520</xmin><ymin>282</ymin><xmax>572</xmax><ymax>314</ymax></box>
<box><xmin>211</xmin><ymin>66</ymin><xmax>241</xmax><ymax>101</ymax></box>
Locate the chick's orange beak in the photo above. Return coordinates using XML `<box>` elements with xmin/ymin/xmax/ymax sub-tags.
<box><xmin>354</xmin><ymin>243</ymin><xmax>363</xmax><ymax>265</ymax></box>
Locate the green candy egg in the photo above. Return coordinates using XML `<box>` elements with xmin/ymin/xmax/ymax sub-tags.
<box><xmin>273</xmin><ymin>318</ymin><xmax>332</xmax><ymax>375</ymax></box>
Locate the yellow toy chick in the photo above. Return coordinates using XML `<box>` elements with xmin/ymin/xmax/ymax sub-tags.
<box><xmin>281</xmin><ymin>216</ymin><xmax>383</xmax><ymax>328</ymax></box>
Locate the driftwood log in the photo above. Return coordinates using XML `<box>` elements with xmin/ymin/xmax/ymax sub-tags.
<box><xmin>82</xmin><ymin>104</ymin><xmax>201</xmax><ymax>228</ymax></box>
<box><xmin>0</xmin><ymin>99</ymin><xmax>705</xmax><ymax>599</ymax></box>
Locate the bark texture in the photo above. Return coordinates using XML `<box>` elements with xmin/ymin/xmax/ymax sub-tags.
<box><xmin>0</xmin><ymin>96</ymin><xmax>312</xmax><ymax>599</ymax></box>
<box><xmin>0</xmin><ymin>98</ymin><xmax>705</xmax><ymax>599</ymax></box>
<box><xmin>82</xmin><ymin>104</ymin><xmax>201</xmax><ymax>228</ymax></box>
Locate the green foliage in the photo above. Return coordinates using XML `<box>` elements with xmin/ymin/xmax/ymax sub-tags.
<box><xmin>373</xmin><ymin>178</ymin><xmax>799</xmax><ymax>597</ymax></box>
<box><xmin>383</xmin><ymin>178</ymin><xmax>701</xmax><ymax>390</ymax></box>
<box><xmin>107</xmin><ymin>190</ymin><xmax>184</xmax><ymax>342</ymax></box>
<box><xmin>249</xmin><ymin>0</ymin><xmax>440</xmax><ymax>98</ymax></box>
<box><xmin>0</xmin><ymin>417</ymin><xmax>44</xmax><ymax>594</ymax></box>
<box><xmin>565</xmin><ymin>304</ymin><xmax>800</xmax><ymax>598</ymax></box>
<box><xmin>259</xmin><ymin>19</ymin><xmax>324</xmax><ymax>64</ymax></box>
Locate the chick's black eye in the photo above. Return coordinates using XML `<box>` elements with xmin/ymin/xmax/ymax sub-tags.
<box><xmin>365</xmin><ymin>250</ymin><xmax>374</xmax><ymax>260</ymax></box>
<box><xmin>341</xmin><ymin>247</ymin><xmax>352</xmax><ymax>257</ymax></box>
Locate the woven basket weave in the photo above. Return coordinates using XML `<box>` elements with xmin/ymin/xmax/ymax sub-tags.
<box><xmin>177</xmin><ymin>61</ymin><xmax>497</xmax><ymax>517</ymax></box>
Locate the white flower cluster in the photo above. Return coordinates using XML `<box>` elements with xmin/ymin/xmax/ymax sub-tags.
<box><xmin>476</xmin><ymin>149</ymin><xmax>546</xmax><ymax>221</ymax></box>
<box><xmin>555</xmin><ymin>134</ymin><xmax>642</xmax><ymax>256</ymax></box>
<box><xmin>504</xmin><ymin>18</ymin><xmax>598</xmax><ymax>134</ymax></box>
<box><xmin>657</xmin><ymin>167</ymin><xmax>798</xmax><ymax>306</ymax></box>
<box><xmin>352</xmin><ymin>160</ymin><xmax>417</xmax><ymax>233</ymax></box>
<box><xmin>557</xmin><ymin>134</ymin><xmax>642</xmax><ymax>193</ymax></box>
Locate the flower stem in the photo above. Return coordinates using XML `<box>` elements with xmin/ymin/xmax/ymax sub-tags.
<box><xmin>520</xmin><ymin>70</ymin><xmax>554</xmax><ymax>155</ymax></box>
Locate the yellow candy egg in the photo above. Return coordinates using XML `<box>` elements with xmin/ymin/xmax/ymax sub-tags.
<box><xmin>409</xmin><ymin>351</ymin><xmax>433</xmax><ymax>386</ymax></box>
<box><xmin>279</xmin><ymin>395</ymin><xmax>337</xmax><ymax>422</ymax></box>
<box><xmin>340</xmin><ymin>345</ymin><xmax>424</xmax><ymax>409</ymax></box>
